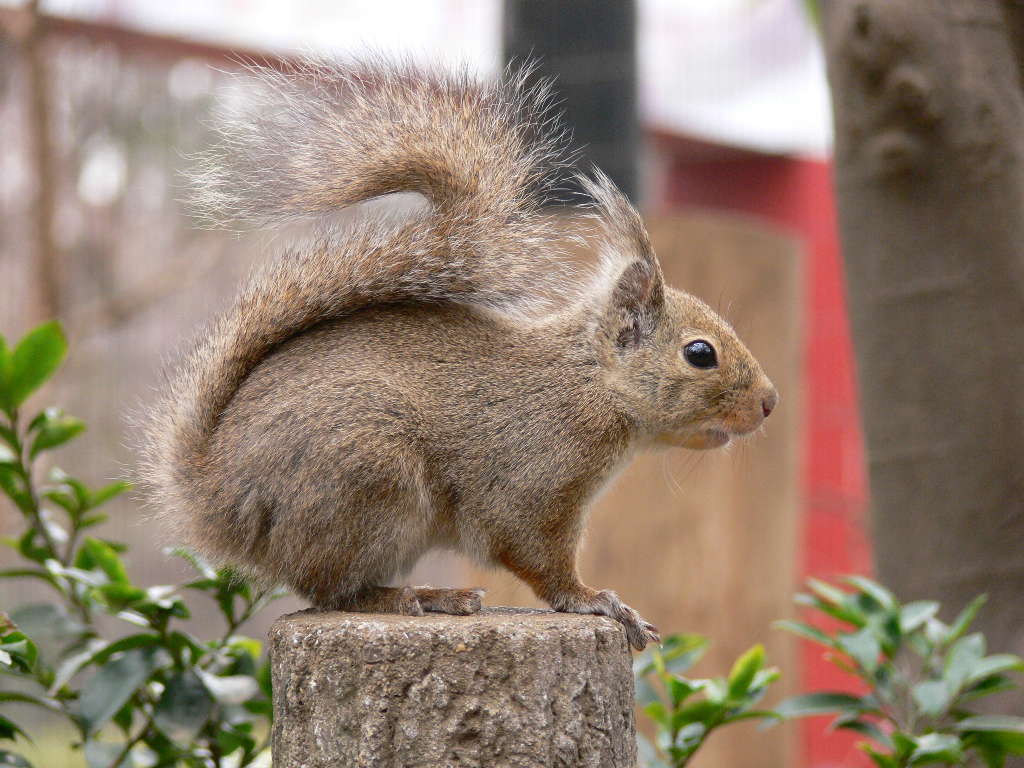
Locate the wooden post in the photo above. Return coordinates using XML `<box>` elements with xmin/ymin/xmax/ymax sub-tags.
<box><xmin>269</xmin><ymin>608</ymin><xmax>637</xmax><ymax>767</ymax></box>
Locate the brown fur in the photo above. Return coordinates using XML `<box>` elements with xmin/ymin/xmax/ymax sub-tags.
<box><xmin>142</xmin><ymin>58</ymin><xmax>777</xmax><ymax>650</ymax></box>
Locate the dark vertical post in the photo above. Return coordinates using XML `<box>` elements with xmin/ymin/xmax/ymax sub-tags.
<box><xmin>503</xmin><ymin>0</ymin><xmax>639</xmax><ymax>203</ymax></box>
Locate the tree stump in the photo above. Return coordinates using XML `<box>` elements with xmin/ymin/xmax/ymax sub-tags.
<box><xmin>269</xmin><ymin>607</ymin><xmax>636</xmax><ymax>768</ymax></box>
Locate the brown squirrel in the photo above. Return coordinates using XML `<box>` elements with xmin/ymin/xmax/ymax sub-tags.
<box><xmin>143</xmin><ymin>58</ymin><xmax>777</xmax><ymax>651</ymax></box>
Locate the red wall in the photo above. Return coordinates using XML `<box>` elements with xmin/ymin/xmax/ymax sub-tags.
<box><xmin>659</xmin><ymin>154</ymin><xmax>872</xmax><ymax>767</ymax></box>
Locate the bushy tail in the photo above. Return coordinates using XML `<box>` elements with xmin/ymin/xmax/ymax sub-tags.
<box><xmin>193</xmin><ymin>56</ymin><xmax>571</xmax><ymax>229</ymax></box>
<box><xmin>144</xmin><ymin>57</ymin><xmax>592</xmax><ymax>520</ymax></box>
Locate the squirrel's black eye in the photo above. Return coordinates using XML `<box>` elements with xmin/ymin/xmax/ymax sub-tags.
<box><xmin>683</xmin><ymin>340</ymin><xmax>717</xmax><ymax>369</ymax></box>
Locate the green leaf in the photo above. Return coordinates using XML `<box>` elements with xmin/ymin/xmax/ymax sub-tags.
<box><xmin>79</xmin><ymin>537</ymin><xmax>131</xmax><ymax>585</ymax></box>
<box><xmin>661</xmin><ymin>635</ymin><xmax>709</xmax><ymax>676</ymax></box>
<box><xmin>170</xmin><ymin>547</ymin><xmax>218</xmax><ymax>580</ymax></box>
<box><xmin>672</xmin><ymin>699</ymin><xmax>721</xmax><ymax>729</ymax></box>
<box><xmin>0</xmin><ymin>633</ymin><xmax>37</xmax><ymax>675</ymax></box>
<box><xmin>723</xmin><ymin>709</ymin><xmax>783</xmax><ymax>726</ymax></box>
<box><xmin>48</xmin><ymin>638</ymin><xmax>105</xmax><ymax>695</ymax></box>
<box><xmin>774</xmin><ymin>692</ymin><xmax>870</xmax><ymax>719</ymax></box>
<box><xmin>77</xmin><ymin>513</ymin><xmax>108</xmax><ymax>529</ymax></box>
<box><xmin>643</xmin><ymin>701</ymin><xmax>669</xmax><ymax>728</ymax></box>
<box><xmin>0</xmin><ymin>466</ymin><xmax>33</xmax><ymax>515</ymax></box>
<box><xmin>862</xmin><ymin>742</ymin><xmax>902</xmax><ymax>767</ymax></box>
<box><xmin>912</xmin><ymin>680</ymin><xmax>950</xmax><ymax>718</ymax></box>
<box><xmin>163</xmin><ymin>631</ymin><xmax>204</xmax><ymax>669</ymax></box>
<box><xmin>867</xmin><ymin>612</ymin><xmax>902</xmax><ymax>658</ymax></box>
<box><xmin>966</xmin><ymin>728</ymin><xmax>1024</xmax><ymax>757</ymax></box>
<box><xmin>750</xmin><ymin>666</ymin><xmax>781</xmax><ymax>693</ymax></box>
<box><xmin>0</xmin><ymin>692</ymin><xmax>60</xmax><ymax>725</ymax></box>
<box><xmin>674</xmin><ymin>721</ymin><xmax>707</xmax><ymax>749</ymax></box>
<box><xmin>946</xmin><ymin>594</ymin><xmax>987</xmax><ymax>647</ymax></box>
<box><xmin>910</xmin><ymin>733</ymin><xmax>964</xmax><ymax>764</ymax></box>
<box><xmin>82</xmin><ymin>742</ymin><xmax>132</xmax><ymax>768</ymax></box>
<box><xmin>901</xmin><ymin>601</ymin><xmax>940</xmax><ymax>634</ymax></box>
<box><xmin>196</xmin><ymin>669</ymin><xmax>260</xmax><ymax>705</ymax></box>
<box><xmin>838</xmin><ymin>627</ymin><xmax>882</xmax><ymax>674</ymax></box>
<box><xmin>154</xmin><ymin>670</ymin><xmax>213</xmax><ymax>745</ymax></box>
<box><xmin>925</xmin><ymin>617</ymin><xmax>950</xmax><ymax>647</ymax></box>
<box><xmin>227</xmin><ymin>635</ymin><xmax>262</xmax><ymax>661</ymax></box>
<box><xmin>700</xmin><ymin>678</ymin><xmax>729</xmax><ymax>704</ymax></box>
<box><xmin>962</xmin><ymin>674</ymin><xmax>1019</xmax><ymax>703</ymax></box>
<box><xmin>78</xmin><ymin>647</ymin><xmax>159</xmax><ymax>734</ymax></box>
<box><xmin>0</xmin><ymin>569</ymin><xmax>59</xmax><ymax>590</ymax></box>
<box><xmin>806</xmin><ymin>579</ymin><xmax>867</xmax><ymax>626</ymax></box>
<box><xmin>977</xmin><ymin>744</ymin><xmax>1006</xmax><ymax>768</ymax></box>
<box><xmin>0</xmin><ymin>715</ymin><xmax>29</xmax><ymax>743</ymax></box>
<box><xmin>727</xmin><ymin>644</ymin><xmax>765</xmax><ymax>699</ymax></box>
<box><xmin>0</xmin><ymin>424</ymin><xmax>18</xmax><ymax>450</ymax></box>
<box><xmin>0</xmin><ymin>336</ymin><xmax>9</xmax><ymax>415</ymax></box>
<box><xmin>98</xmin><ymin>583</ymin><xmax>148</xmax><ymax>609</ymax></box>
<box><xmin>41</xmin><ymin>489</ymin><xmax>78</xmax><ymax>515</ymax></box>
<box><xmin>795</xmin><ymin>591</ymin><xmax>865</xmax><ymax>628</ymax></box>
<box><xmin>49</xmin><ymin>470</ymin><xmax>89</xmax><ymax>507</ymax></box>
<box><xmin>845</xmin><ymin>575</ymin><xmax>896</xmax><ymax>611</ymax></box>
<box><xmin>634</xmin><ymin>633</ymin><xmax>707</xmax><ymax>678</ymax></box>
<box><xmin>945</xmin><ymin>632</ymin><xmax>986</xmax><ymax>695</ymax></box>
<box><xmin>892</xmin><ymin>732</ymin><xmax>918</xmax><ymax>759</ymax></box>
<box><xmin>802</xmin><ymin>0</ymin><xmax>821</xmax><ymax>31</ymax></box>
<box><xmin>0</xmin><ymin>750</ymin><xmax>33</xmax><ymax>768</ymax></box>
<box><xmin>216</xmin><ymin>721</ymin><xmax>258</xmax><ymax>761</ymax></box>
<box><xmin>89</xmin><ymin>481</ymin><xmax>131</xmax><ymax>508</ymax></box>
<box><xmin>28</xmin><ymin>414</ymin><xmax>85</xmax><ymax>459</ymax></box>
<box><xmin>9</xmin><ymin>604</ymin><xmax>87</xmax><ymax>668</ymax></box>
<box><xmin>965</xmin><ymin>654</ymin><xmax>1024</xmax><ymax>687</ymax></box>
<box><xmin>956</xmin><ymin>715</ymin><xmax>1024</xmax><ymax>734</ymax></box>
<box><xmin>832</xmin><ymin>715</ymin><xmax>892</xmax><ymax>747</ymax></box>
<box><xmin>257</xmin><ymin>658</ymin><xmax>273</xmax><ymax>700</ymax></box>
<box><xmin>5</xmin><ymin>323</ymin><xmax>66</xmax><ymax>412</ymax></box>
<box><xmin>668</xmin><ymin>676</ymin><xmax>701</xmax><ymax>708</ymax></box>
<box><xmin>87</xmin><ymin>634</ymin><xmax>162</xmax><ymax>666</ymax></box>
<box><xmin>774</xmin><ymin>619</ymin><xmax>835</xmax><ymax>648</ymax></box>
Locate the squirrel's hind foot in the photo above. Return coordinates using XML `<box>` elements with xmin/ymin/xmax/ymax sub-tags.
<box><xmin>413</xmin><ymin>586</ymin><xmax>486</xmax><ymax>615</ymax></box>
<box><xmin>327</xmin><ymin>586</ymin><xmax>425</xmax><ymax>616</ymax></box>
<box><xmin>322</xmin><ymin>586</ymin><xmax>485</xmax><ymax>616</ymax></box>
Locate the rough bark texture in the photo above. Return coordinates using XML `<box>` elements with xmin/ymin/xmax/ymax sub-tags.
<box><xmin>269</xmin><ymin>608</ymin><xmax>636</xmax><ymax>768</ymax></box>
<box><xmin>822</xmin><ymin>0</ymin><xmax>1024</xmax><ymax>730</ymax></box>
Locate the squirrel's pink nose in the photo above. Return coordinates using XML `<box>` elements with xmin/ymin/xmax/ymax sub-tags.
<box><xmin>761</xmin><ymin>388</ymin><xmax>778</xmax><ymax>418</ymax></box>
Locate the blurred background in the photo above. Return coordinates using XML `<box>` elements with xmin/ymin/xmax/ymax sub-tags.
<box><xmin>0</xmin><ymin>1</ymin><xmax>866</xmax><ymax>766</ymax></box>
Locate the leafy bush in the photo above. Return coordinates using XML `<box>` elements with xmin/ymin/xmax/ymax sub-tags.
<box><xmin>634</xmin><ymin>634</ymin><xmax>781</xmax><ymax>766</ymax></box>
<box><xmin>775</xmin><ymin>576</ymin><xmax>1024</xmax><ymax>767</ymax></box>
<box><xmin>0</xmin><ymin>322</ymin><xmax>282</xmax><ymax>768</ymax></box>
<box><xmin>636</xmin><ymin>577</ymin><xmax>1024</xmax><ymax>767</ymax></box>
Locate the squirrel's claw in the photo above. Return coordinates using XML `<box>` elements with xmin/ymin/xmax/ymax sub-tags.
<box><xmin>622</xmin><ymin>614</ymin><xmax>660</xmax><ymax>652</ymax></box>
<box><xmin>564</xmin><ymin>588</ymin><xmax>660</xmax><ymax>651</ymax></box>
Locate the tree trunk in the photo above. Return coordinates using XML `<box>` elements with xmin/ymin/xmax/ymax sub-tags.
<box><xmin>503</xmin><ymin>0</ymin><xmax>639</xmax><ymax>202</ymax></box>
<box><xmin>270</xmin><ymin>608</ymin><xmax>636</xmax><ymax>767</ymax></box>
<box><xmin>821</xmin><ymin>0</ymin><xmax>1024</xmax><ymax>729</ymax></box>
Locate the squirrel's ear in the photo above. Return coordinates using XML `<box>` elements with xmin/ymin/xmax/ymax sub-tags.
<box><xmin>578</xmin><ymin>168</ymin><xmax>665</xmax><ymax>348</ymax></box>
<box><xmin>608</xmin><ymin>255</ymin><xmax>665</xmax><ymax>348</ymax></box>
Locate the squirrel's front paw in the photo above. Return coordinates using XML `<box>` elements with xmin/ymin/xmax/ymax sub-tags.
<box><xmin>554</xmin><ymin>589</ymin><xmax>660</xmax><ymax>651</ymax></box>
<box><xmin>596</xmin><ymin>590</ymin><xmax>659</xmax><ymax>651</ymax></box>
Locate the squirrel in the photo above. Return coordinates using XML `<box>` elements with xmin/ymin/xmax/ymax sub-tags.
<box><xmin>143</xmin><ymin>58</ymin><xmax>778</xmax><ymax>651</ymax></box>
